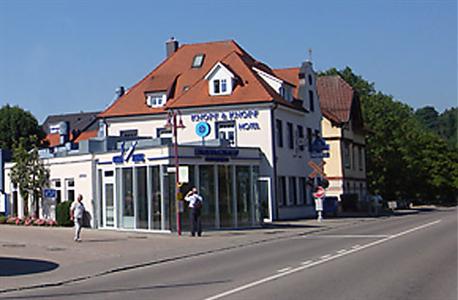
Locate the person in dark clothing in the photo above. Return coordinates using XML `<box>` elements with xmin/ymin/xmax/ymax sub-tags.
<box><xmin>184</xmin><ymin>187</ymin><xmax>204</xmax><ymax>237</ymax></box>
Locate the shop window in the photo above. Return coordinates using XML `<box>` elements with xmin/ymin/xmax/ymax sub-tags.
<box><xmin>216</xmin><ymin>121</ymin><xmax>236</xmax><ymax>145</ymax></box>
<box><xmin>288</xmin><ymin>177</ymin><xmax>297</xmax><ymax>206</ymax></box>
<box><xmin>277</xmin><ymin>176</ymin><xmax>286</xmax><ymax>207</ymax></box>
<box><xmin>276</xmin><ymin>119</ymin><xmax>283</xmax><ymax>148</ymax></box>
<box><xmin>287</xmin><ymin>122</ymin><xmax>294</xmax><ymax>149</ymax></box>
<box><xmin>65</xmin><ymin>179</ymin><xmax>75</xmax><ymax>202</ymax></box>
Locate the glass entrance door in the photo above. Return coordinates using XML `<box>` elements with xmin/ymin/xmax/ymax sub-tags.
<box><xmin>103</xmin><ymin>171</ymin><xmax>115</xmax><ymax>227</ymax></box>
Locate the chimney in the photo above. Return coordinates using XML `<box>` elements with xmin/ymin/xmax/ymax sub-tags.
<box><xmin>166</xmin><ymin>37</ymin><xmax>179</xmax><ymax>58</ymax></box>
<box><xmin>115</xmin><ymin>86</ymin><xmax>125</xmax><ymax>99</ymax></box>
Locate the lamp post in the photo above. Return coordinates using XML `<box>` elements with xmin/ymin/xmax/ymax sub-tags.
<box><xmin>165</xmin><ymin>110</ymin><xmax>185</xmax><ymax>236</ymax></box>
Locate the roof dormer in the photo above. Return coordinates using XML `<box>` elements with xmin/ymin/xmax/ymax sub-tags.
<box><xmin>145</xmin><ymin>91</ymin><xmax>167</xmax><ymax>108</ymax></box>
<box><xmin>253</xmin><ymin>67</ymin><xmax>294</xmax><ymax>102</ymax></box>
<box><xmin>205</xmin><ymin>62</ymin><xmax>235</xmax><ymax>96</ymax></box>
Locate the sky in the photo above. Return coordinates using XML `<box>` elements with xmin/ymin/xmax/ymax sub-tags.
<box><xmin>0</xmin><ymin>0</ymin><xmax>456</xmax><ymax>123</ymax></box>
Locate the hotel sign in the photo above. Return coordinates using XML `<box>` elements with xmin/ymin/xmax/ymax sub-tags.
<box><xmin>191</xmin><ymin>110</ymin><xmax>261</xmax><ymax>132</ymax></box>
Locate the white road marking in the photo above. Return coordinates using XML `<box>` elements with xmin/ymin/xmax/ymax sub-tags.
<box><xmin>203</xmin><ymin>219</ymin><xmax>441</xmax><ymax>300</ymax></box>
<box><xmin>307</xmin><ymin>234</ymin><xmax>390</xmax><ymax>238</ymax></box>
<box><xmin>337</xmin><ymin>249</ymin><xmax>347</xmax><ymax>254</ymax></box>
<box><xmin>276</xmin><ymin>267</ymin><xmax>292</xmax><ymax>273</ymax></box>
<box><xmin>352</xmin><ymin>244</ymin><xmax>361</xmax><ymax>249</ymax></box>
<box><xmin>301</xmin><ymin>260</ymin><xmax>313</xmax><ymax>265</ymax></box>
<box><xmin>320</xmin><ymin>254</ymin><xmax>332</xmax><ymax>259</ymax></box>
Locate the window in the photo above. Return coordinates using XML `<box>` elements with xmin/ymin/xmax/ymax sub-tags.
<box><xmin>308</xmin><ymin>74</ymin><xmax>313</xmax><ymax>86</ymax></box>
<box><xmin>221</xmin><ymin>79</ymin><xmax>227</xmax><ymax>93</ymax></box>
<box><xmin>276</xmin><ymin>119</ymin><xmax>283</xmax><ymax>148</ymax></box>
<box><xmin>307</xmin><ymin>127</ymin><xmax>312</xmax><ymax>149</ymax></box>
<box><xmin>352</xmin><ymin>145</ymin><xmax>356</xmax><ymax>170</ymax></box>
<box><xmin>288</xmin><ymin>177</ymin><xmax>297</xmax><ymax>206</ymax></box>
<box><xmin>156</xmin><ymin>127</ymin><xmax>172</xmax><ymax>138</ymax></box>
<box><xmin>52</xmin><ymin>179</ymin><xmax>62</xmax><ymax>204</ymax></box>
<box><xmin>216</xmin><ymin>121</ymin><xmax>236</xmax><ymax>145</ymax></box>
<box><xmin>192</xmin><ymin>54</ymin><xmax>205</xmax><ymax>68</ymax></box>
<box><xmin>298</xmin><ymin>125</ymin><xmax>304</xmax><ymax>151</ymax></box>
<box><xmin>213</xmin><ymin>79</ymin><xmax>220</xmax><ymax>94</ymax></box>
<box><xmin>49</xmin><ymin>124</ymin><xmax>60</xmax><ymax>134</ymax></box>
<box><xmin>359</xmin><ymin>147</ymin><xmax>364</xmax><ymax>171</ymax></box>
<box><xmin>120</xmin><ymin>130</ymin><xmax>138</xmax><ymax>137</ymax></box>
<box><xmin>309</xmin><ymin>90</ymin><xmax>314</xmax><ymax>112</ymax></box>
<box><xmin>287</xmin><ymin>122</ymin><xmax>294</xmax><ymax>149</ymax></box>
<box><xmin>298</xmin><ymin>177</ymin><xmax>306</xmax><ymax>205</ymax></box>
<box><xmin>277</xmin><ymin>176</ymin><xmax>286</xmax><ymax>207</ymax></box>
<box><xmin>343</xmin><ymin>142</ymin><xmax>351</xmax><ymax>168</ymax></box>
<box><xmin>65</xmin><ymin>179</ymin><xmax>75</xmax><ymax>202</ymax></box>
<box><xmin>146</xmin><ymin>93</ymin><xmax>166</xmax><ymax>107</ymax></box>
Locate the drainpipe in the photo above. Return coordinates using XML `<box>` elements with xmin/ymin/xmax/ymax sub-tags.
<box><xmin>270</xmin><ymin>103</ymin><xmax>279</xmax><ymax>221</ymax></box>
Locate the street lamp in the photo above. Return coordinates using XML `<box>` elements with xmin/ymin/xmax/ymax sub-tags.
<box><xmin>164</xmin><ymin>110</ymin><xmax>185</xmax><ymax>236</ymax></box>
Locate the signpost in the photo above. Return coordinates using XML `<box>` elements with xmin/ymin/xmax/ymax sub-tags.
<box><xmin>313</xmin><ymin>186</ymin><xmax>325</xmax><ymax>222</ymax></box>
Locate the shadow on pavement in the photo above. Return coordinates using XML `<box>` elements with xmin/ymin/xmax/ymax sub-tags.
<box><xmin>0</xmin><ymin>257</ymin><xmax>59</xmax><ymax>276</ymax></box>
<box><xmin>2</xmin><ymin>280</ymin><xmax>230</xmax><ymax>299</ymax></box>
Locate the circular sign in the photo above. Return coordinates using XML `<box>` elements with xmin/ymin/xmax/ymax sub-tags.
<box><xmin>195</xmin><ymin>122</ymin><xmax>211</xmax><ymax>138</ymax></box>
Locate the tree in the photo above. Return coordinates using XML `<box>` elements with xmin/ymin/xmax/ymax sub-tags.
<box><xmin>0</xmin><ymin>104</ymin><xmax>47</xmax><ymax>150</ymax></box>
<box><xmin>10</xmin><ymin>136</ymin><xmax>50</xmax><ymax>217</ymax></box>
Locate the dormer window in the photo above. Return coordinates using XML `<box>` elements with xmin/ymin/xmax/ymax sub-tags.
<box><xmin>192</xmin><ymin>54</ymin><xmax>205</xmax><ymax>68</ymax></box>
<box><xmin>213</xmin><ymin>79</ymin><xmax>227</xmax><ymax>94</ymax></box>
<box><xmin>205</xmin><ymin>62</ymin><xmax>235</xmax><ymax>96</ymax></box>
<box><xmin>146</xmin><ymin>92</ymin><xmax>166</xmax><ymax>108</ymax></box>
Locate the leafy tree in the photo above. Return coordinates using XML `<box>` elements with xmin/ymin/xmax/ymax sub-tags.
<box><xmin>415</xmin><ymin>106</ymin><xmax>457</xmax><ymax>148</ymax></box>
<box><xmin>0</xmin><ymin>104</ymin><xmax>47</xmax><ymax>150</ymax></box>
<box><xmin>10</xmin><ymin>136</ymin><xmax>50</xmax><ymax>217</ymax></box>
<box><xmin>415</xmin><ymin>106</ymin><xmax>439</xmax><ymax>132</ymax></box>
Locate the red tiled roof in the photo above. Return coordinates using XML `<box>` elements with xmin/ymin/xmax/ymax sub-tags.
<box><xmin>99</xmin><ymin>40</ymin><xmax>302</xmax><ymax>118</ymax></box>
<box><xmin>273</xmin><ymin>68</ymin><xmax>355</xmax><ymax>124</ymax></box>
<box><xmin>316</xmin><ymin>75</ymin><xmax>354</xmax><ymax>124</ymax></box>
<box><xmin>74</xmin><ymin>130</ymin><xmax>98</xmax><ymax>143</ymax></box>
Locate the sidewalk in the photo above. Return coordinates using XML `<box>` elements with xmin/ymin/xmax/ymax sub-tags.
<box><xmin>0</xmin><ymin>217</ymin><xmax>373</xmax><ymax>293</ymax></box>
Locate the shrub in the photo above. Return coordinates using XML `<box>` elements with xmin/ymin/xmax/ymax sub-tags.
<box><xmin>56</xmin><ymin>201</ymin><xmax>74</xmax><ymax>227</ymax></box>
<box><xmin>0</xmin><ymin>215</ymin><xmax>7</xmax><ymax>224</ymax></box>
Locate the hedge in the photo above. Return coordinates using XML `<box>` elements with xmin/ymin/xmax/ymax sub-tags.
<box><xmin>56</xmin><ymin>201</ymin><xmax>74</xmax><ymax>227</ymax></box>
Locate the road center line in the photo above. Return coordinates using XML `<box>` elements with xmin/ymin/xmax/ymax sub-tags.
<box><xmin>277</xmin><ymin>267</ymin><xmax>292</xmax><ymax>273</ymax></box>
<box><xmin>320</xmin><ymin>254</ymin><xmax>332</xmax><ymax>259</ymax></box>
<box><xmin>337</xmin><ymin>249</ymin><xmax>347</xmax><ymax>254</ymax></box>
<box><xmin>203</xmin><ymin>219</ymin><xmax>441</xmax><ymax>300</ymax></box>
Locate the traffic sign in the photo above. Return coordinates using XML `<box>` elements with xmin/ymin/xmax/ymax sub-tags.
<box><xmin>308</xmin><ymin>161</ymin><xmax>326</xmax><ymax>178</ymax></box>
<box><xmin>43</xmin><ymin>188</ymin><xmax>57</xmax><ymax>199</ymax></box>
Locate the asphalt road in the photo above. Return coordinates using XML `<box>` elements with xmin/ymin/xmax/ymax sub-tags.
<box><xmin>1</xmin><ymin>208</ymin><xmax>456</xmax><ymax>300</ymax></box>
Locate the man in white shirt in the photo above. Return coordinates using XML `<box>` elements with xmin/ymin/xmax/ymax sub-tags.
<box><xmin>184</xmin><ymin>187</ymin><xmax>203</xmax><ymax>237</ymax></box>
<box><xmin>70</xmin><ymin>194</ymin><xmax>85</xmax><ymax>242</ymax></box>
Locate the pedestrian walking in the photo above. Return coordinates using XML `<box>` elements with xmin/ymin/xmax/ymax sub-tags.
<box><xmin>70</xmin><ymin>194</ymin><xmax>85</xmax><ymax>242</ymax></box>
<box><xmin>184</xmin><ymin>187</ymin><xmax>203</xmax><ymax>237</ymax></box>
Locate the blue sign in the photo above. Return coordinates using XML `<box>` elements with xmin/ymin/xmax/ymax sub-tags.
<box><xmin>195</xmin><ymin>122</ymin><xmax>211</xmax><ymax>138</ymax></box>
<box><xmin>310</xmin><ymin>137</ymin><xmax>330</xmax><ymax>153</ymax></box>
<box><xmin>44</xmin><ymin>188</ymin><xmax>57</xmax><ymax>199</ymax></box>
<box><xmin>112</xmin><ymin>141</ymin><xmax>144</xmax><ymax>164</ymax></box>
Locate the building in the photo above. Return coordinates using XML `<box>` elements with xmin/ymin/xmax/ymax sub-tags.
<box><xmin>42</xmin><ymin>111</ymin><xmax>100</xmax><ymax>147</ymax></box>
<box><xmin>4</xmin><ymin>39</ymin><xmax>324</xmax><ymax>232</ymax></box>
<box><xmin>272</xmin><ymin>71</ymin><xmax>368</xmax><ymax>205</ymax></box>
<box><xmin>317</xmin><ymin>75</ymin><xmax>367</xmax><ymax>203</ymax></box>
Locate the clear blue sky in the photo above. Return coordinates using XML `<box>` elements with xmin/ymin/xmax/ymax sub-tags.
<box><xmin>0</xmin><ymin>0</ymin><xmax>456</xmax><ymax>122</ymax></box>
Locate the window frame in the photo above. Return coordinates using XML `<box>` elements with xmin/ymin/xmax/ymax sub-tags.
<box><xmin>276</xmin><ymin>119</ymin><xmax>283</xmax><ymax>148</ymax></box>
<box><xmin>287</xmin><ymin>122</ymin><xmax>294</xmax><ymax>149</ymax></box>
<box><xmin>192</xmin><ymin>54</ymin><xmax>205</xmax><ymax>68</ymax></box>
